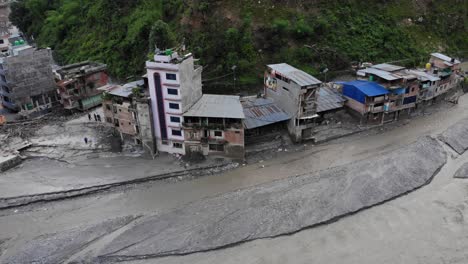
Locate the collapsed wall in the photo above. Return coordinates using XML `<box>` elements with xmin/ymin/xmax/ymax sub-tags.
<box><xmin>99</xmin><ymin>136</ymin><xmax>447</xmax><ymax>260</ymax></box>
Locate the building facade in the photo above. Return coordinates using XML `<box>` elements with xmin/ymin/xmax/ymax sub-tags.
<box><xmin>357</xmin><ymin>64</ymin><xmax>419</xmax><ymax>122</ymax></box>
<box><xmin>0</xmin><ymin>46</ymin><xmax>58</xmax><ymax>116</ymax></box>
<box><xmin>183</xmin><ymin>94</ymin><xmax>245</xmax><ymax>159</ymax></box>
<box><xmin>146</xmin><ymin>50</ymin><xmax>203</xmax><ymax>155</ymax></box>
<box><xmin>338</xmin><ymin>80</ymin><xmax>390</xmax><ymax>124</ymax></box>
<box><xmin>427</xmin><ymin>53</ymin><xmax>462</xmax><ymax>98</ymax></box>
<box><xmin>264</xmin><ymin>63</ymin><xmax>322</xmax><ymax>142</ymax></box>
<box><xmin>101</xmin><ymin>80</ymin><xmax>156</xmax><ymax>155</ymax></box>
<box><xmin>55</xmin><ymin>61</ymin><xmax>109</xmax><ymax>111</ymax></box>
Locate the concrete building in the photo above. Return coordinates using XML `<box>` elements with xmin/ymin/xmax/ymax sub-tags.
<box><xmin>264</xmin><ymin>63</ymin><xmax>321</xmax><ymax>142</ymax></box>
<box><xmin>0</xmin><ymin>46</ymin><xmax>58</xmax><ymax>116</ymax></box>
<box><xmin>183</xmin><ymin>94</ymin><xmax>245</xmax><ymax>159</ymax></box>
<box><xmin>146</xmin><ymin>49</ymin><xmax>202</xmax><ymax>155</ymax></box>
<box><xmin>101</xmin><ymin>80</ymin><xmax>156</xmax><ymax>155</ymax></box>
<box><xmin>55</xmin><ymin>61</ymin><xmax>109</xmax><ymax>111</ymax></box>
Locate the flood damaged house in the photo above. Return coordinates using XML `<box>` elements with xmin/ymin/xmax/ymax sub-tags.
<box><xmin>264</xmin><ymin>63</ymin><xmax>321</xmax><ymax>142</ymax></box>
<box><xmin>183</xmin><ymin>94</ymin><xmax>245</xmax><ymax>159</ymax></box>
<box><xmin>54</xmin><ymin>61</ymin><xmax>109</xmax><ymax>111</ymax></box>
<box><xmin>337</xmin><ymin>80</ymin><xmax>390</xmax><ymax>124</ymax></box>
<box><xmin>357</xmin><ymin>63</ymin><xmax>419</xmax><ymax>122</ymax></box>
<box><xmin>0</xmin><ymin>46</ymin><xmax>59</xmax><ymax>116</ymax></box>
<box><xmin>427</xmin><ymin>53</ymin><xmax>462</xmax><ymax>97</ymax></box>
<box><xmin>101</xmin><ymin>80</ymin><xmax>156</xmax><ymax>154</ymax></box>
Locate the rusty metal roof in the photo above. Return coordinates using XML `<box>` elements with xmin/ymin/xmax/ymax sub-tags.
<box><xmin>267</xmin><ymin>63</ymin><xmax>322</xmax><ymax>87</ymax></box>
<box><xmin>317</xmin><ymin>86</ymin><xmax>346</xmax><ymax>113</ymax></box>
<box><xmin>241</xmin><ymin>97</ymin><xmax>291</xmax><ymax>129</ymax></box>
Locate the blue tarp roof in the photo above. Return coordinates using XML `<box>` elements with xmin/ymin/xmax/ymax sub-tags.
<box><xmin>337</xmin><ymin>80</ymin><xmax>389</xmax><ymax>104</ymax></box>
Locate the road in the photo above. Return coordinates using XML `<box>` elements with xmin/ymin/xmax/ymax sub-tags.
<box><xmin>1</xmin><ymin>95</ymin><xmax>468</xmax><ymax>263</ymax></box>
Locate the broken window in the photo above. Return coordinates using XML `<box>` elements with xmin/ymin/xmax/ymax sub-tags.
<box><xmin>173</xmin><ymin>142</ymin><xmax>183</xmax><ymax>149</ymax></box>
<box><xmin>209</xmin><ymin>144</ymin><xmax>224</xmax><ymax>152</ymax></box>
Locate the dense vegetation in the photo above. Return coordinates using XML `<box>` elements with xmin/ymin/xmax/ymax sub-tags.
<box><xmin>10</xmin><ymin>0</ymin><xmax>468</xmax><ymax>93</ymax></box>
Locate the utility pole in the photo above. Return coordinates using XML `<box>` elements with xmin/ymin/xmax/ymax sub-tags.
<box><xmin>232</xmin><ymin>65</ymin><xmax>237</xmax><ymax>91</ymax></box>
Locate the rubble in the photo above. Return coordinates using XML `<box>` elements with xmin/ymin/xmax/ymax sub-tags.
<box><xmin>98</xmin><ymin>136</ymin><xmax>446</xmax><ymax>260</ymax></box>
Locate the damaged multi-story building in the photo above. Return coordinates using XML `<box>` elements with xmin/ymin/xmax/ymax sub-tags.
<box><xmin>54</xmin><ymin>61</ymin><xmax>109</xmax><ymax>111</ymax></box>
<box><xmin>101</xmin><ymin>79</ymin><xmax>156</xmax><ymax>155</ymax></box>
<box><xmin>0</xmin><ymin>46</ymin><xmax>59</xmax><ymax>116</ymax></box>
<box><xmin>264</xmin><ymin>63</ymin><xmax>322</xmax><ymax>142</ymax></box>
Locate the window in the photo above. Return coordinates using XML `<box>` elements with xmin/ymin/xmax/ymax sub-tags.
<box><xmin>167</xmin><ymin>88</ymin><xmax>178</xmax><ymax>95</ymax></box>
<box><xmin>209</xmin><ymin>144</ymin><xmax>224</xmax><ymax>152</ymax></box>
<box><xmin>214</xmin><ymin>131</ymin><xmax>222</xmax><ymax>137</ymax></box>
<box><xmin>169</xmin><ymin>103</ymin><xmax>180</xmax><ymax>110</ymax></box>
<box><xmin>0</xmin><ymin>39</ymin><xmax>4</xmax><ymax>44</ymax></box>
<box><xmin>106</xmin><ymin>117</ymin><xmax>112</xmax><ymax>123</ymax></box>
<box><xmin>172</xmin><ymin>129</ymin><xmax>182</xmax><ymax>136</ymax></box>
<box><xmin>114</xmin><ymin>119</ymin><xmax>120</xmax><ymax>127</ymax></box>
<box><xmin>282</xmin><ymin>87</ymin><xmax>289</xmax><ymax>92</ymax></box>
<box><xmin>106</xmin><ymin>104</ymin><xmax>111</xmax><ymax>111</ymax></box>
<box><xmin>166</xmin><ymin>73</ymin><xmax>177</xmax><ymax>80</ymax></box>
<box><xmin>173</xmin><ymin>142</ymin><xmax>183</xmax><ymax>149</ymax></box>
<box><xmin>1</xmin><ymin>74</ymin><xmax>6</xmax><ymax>83</ymax></box>
<box><xmin>170</xmin><ymin>116</ymin><xmax>181</xmax><ymax>123</ymax></box>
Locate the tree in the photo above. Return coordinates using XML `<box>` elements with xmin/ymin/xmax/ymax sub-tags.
<box><xmin>148</xmin><ymin>20</ymin><xmax>175</xmax><ymax>53</ymax></box>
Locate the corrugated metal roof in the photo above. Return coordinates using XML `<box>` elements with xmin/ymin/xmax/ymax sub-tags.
<box><xmin>357</xmin><ymin>68</ymin><xmax>402</xmax><ymax>81</ymax></box>
<box><xmin>317</xmin><ymin>86</ymin><xmax>346</xmax><ymax>113</ymax></box>
<box><xmin>409</xmin><ymin>70</ymin><xmax>440</xmax><ymax>82</ymax></box>
<box><xmin>372</xmin><ymin>63</ymin><xmax>405</xmax><ymax>72</ymax></box>
<box><xmin>267</xmin><ymin>63</ymin><xmax>322</xmax><ymax>86</ymax></box>
<box><xmin>184</xmin><ymin>94</ymin><xmax>245</xmax><ymax>119</ymax></box>
<box><xmin>337</xmin><ymin>80</ymin><xmax>389</xmax><ymax>103</ymax></box>
<box><xmin>98</xmin><ymin>80</ymin><xmax>144</xmax><ymax>98</ymax></box>
<box><xmin>431</xmin><ymin>53</ymin><xmax>460</xmax><ymax>64</ymax></box>
<box><xmin>241</xmin><ymin>97</ymin><xmax>291</xmax><ymax>129</ymax></box>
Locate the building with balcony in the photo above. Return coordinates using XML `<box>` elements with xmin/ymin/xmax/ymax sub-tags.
<box><xmin>183</xmin><ymin>94</ymin><xmax>245</xmax><ymax>159</ymax></box>
<box><xmin>409</xmin><ymin>69</ymin><xmax>440</xmax><ymax>104</ymax></box>
<box><xmin>146</xmin><ymin>49</ymin><xmax>203</xmax><ymax>155</ymax></box>
<box><xmin>337</xmin><ymin>80</ymin><xmax>390</xmax><ymax>124</ymax></box>
<box><xmin>54</xmin><ymin>61</ymin><xmax>109</xmax><ymax>111</ymax></box>
<box><xmin>427</xmin><ymin>53</ymin><xmax>462</xmax><ymax>98</ymax></box>
<box><xmin>264</xmin><ymin>63</ymin><xmax>322</xmax><ymax>142</ymax></box>
<box><xmin>357</xmin><ymin>63</ymin><xmax>419</xmax><ymax>121</ymax></box>
<box><xmin>0</xmin><ymin>46</ymin><xmax>58</xmax><ymax>116</ymax></box>
<box><xmin>100</xmin><ymin>79</ymin><xmax>156</xmax><ymax>155</ymax></box>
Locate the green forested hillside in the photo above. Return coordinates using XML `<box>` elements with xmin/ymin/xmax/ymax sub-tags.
<box><xmin>10</xmin><ymin>0</ymin><xmax>468</xmax><ymax>92</ymax></box>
